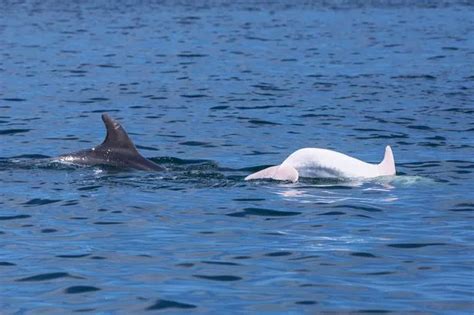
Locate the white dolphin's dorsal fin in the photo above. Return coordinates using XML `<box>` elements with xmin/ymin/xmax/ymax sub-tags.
<box><xmin>245</xmin><ymin>164</ymin><xmax>299</xmax><ymax>182</ymax></box>
<box><xmin>378</xmin><ymin>145</ymin><xmax>396</xmax><ymax>176</ymax></box>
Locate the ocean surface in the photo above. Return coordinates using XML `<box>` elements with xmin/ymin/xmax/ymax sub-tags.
<box><xmin>1</xmin><ymin>0</ymin><xmax>473</xmax><ymax>313</ymax></box>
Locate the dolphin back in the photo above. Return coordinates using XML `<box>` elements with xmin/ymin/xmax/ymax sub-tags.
<box><xmin>59</xmin><ymin>114</ymin><xmax>164</xmax><ymax>171</ymax></box>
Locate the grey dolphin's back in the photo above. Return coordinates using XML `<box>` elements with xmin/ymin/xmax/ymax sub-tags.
<box><xmin>60</xmin><ymin>114</ymin><xmax>164</xmax><ymax>171</ymax></box>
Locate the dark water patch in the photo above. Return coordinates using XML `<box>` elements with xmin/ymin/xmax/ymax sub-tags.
<box><xmin>443</xmin><ymin>107</ymin><xmax>474</xmax><ymax>114</ymax></box>
<box><xmin>194</xmin><ymin>275</ymin><xmax>242</xmax><ymax>281</ymax></box>
<box><xmin>0</xmin><ymin>129</ymin><xmax>30</xmax><ymax>135</ymax></box>
<box><xmin>300</xmin><ymin>179</ymin><xmax>354</xmax><ymax>188</ymax></box>
<box><xmin>248</xmin><ymin>119</ymin><xmax>281</xmax><ymax>125</ymax></box>
<box><xmin>364</xmin><ymin>271</ymin><xmax>395</xmax><ymax>276</ymax></box>
<box><xmin>442</xmin><ymin>46</ymin><xmax>459</xmax><ymax>50</ymax></box>
<box><xmin>418</xmin><ymin>142</ymin><xmax>444</xmax><ymax>147</ymax></box>
<box><xmin>46</xmin><ymin>136</ymin><xmax>79</xmax><ymax>140</ymax></box>
<box><xmin>179</xmin><ymin>141</ymin><xmax>215</xmax><ymax>147</ymax></box>
<box><xmin>245</xmin><ymin>36</ymin><xmax>273</xmax><ymax>42</ymax></box>
<box><xmin>353</xmin><ymin>128</ymin><xmax>386</xmax><ymax>132</ymax></box>
<box><xmin>74</xmin><ymin>308</ymin><xmax>96</xmax><ymax>313</ymax></box>
<box><xmin>319</xmin><ymin>211</ymin><xmax>345</xmax><ymax>216</ymax></box>
<box><xmin>356</xmin><ymin>310</ymin><xmax>392</xmax><ymax>314</ymax></box>
<box><xmin>232</xmin><ymin>255</ymin><xmax>252</xmax><ymax>260</ymax></box>
<box><xmin>11</xmin><ymin>154</ymin><xmax>50</xmax><ymax>159</ymax></box>
<box><xmin>252</xmin><ymin>83</ymin><xmax>287</xmax><ymax>91</ymax></box>
<box><xmin>63</xmin><ymin>200</ymin><xmax>79</xmax><ymax>206</ymax></box>
<box><xmin>356</xmin><ymin>214</ymin><xmax>373</xmax><ymax>219</ymax></box>
<box><xmin>306</xmin><ymin>74</ymin><xmax>325</xmax><ymax>78</ymax></box>
<box><xmin>146</xmin><ymin>299</ymin><xmax>197</xmax><ymax>310</ymax></box>
<box><xmin>176</xmin><ymin>263</ymin><xmax>194</xmax><ymax>267</ymax></box>
<box><xmin>236</xmin><ymin>105</ymin><xmax>293</xmax><ymax>110</ymax></box>
<box><xmin>290</xmin><ymin>255</ymin><xmax>320</xmax><ymax>261</ymax></box>
<box><xmin>77</xmin><ymin>185</ymin><xmax>101</xmax><ymax>191</ymax></box>
<box><xmin>2</xmin><ymin>98</ymin><xmax>26</xmax><ymax>102</ymax></box>
<box><xmin>426</xmin><ymin>136</ymin><xmax>446</xmax><ymax>141</ymax></box>
<box><xmin>455</xmin><ymin>164</ymin><xmax>474</xmax><ymax>170</ymax></box>
<box><xmin>244</xmin><ymin>150</ymin><xmax>279</xmax><ymax>156</ymax></box>
<box><xmin>154</xmin><ymin>133</ymin><xmax>185</xmax><ymax>138</ymax></box>
<box><xmin>23</xmin><ymin>198</ymin><xmax>61</xmax><ymax>206</ymax></box>
<box><xmin>0</xmin><ymin>262</ymin><xmax>16</xmax><ymax>266</ymax></box>
<box><xmin>407</xmin><ymin>125</ymin><xmax>433</xmax><ymax>131</ymax></box>
<box><xmin>0</xmin><ymin>214</ymin><xmax>31</xmax><ymax>221</ymax></box>
<box><xmin>201</xmin><ymin>261</ymin><xmax>240</xmax><ymax>266</ymax></box>
<box><xmin>313</xmin><ymin>81</ymin><xmax>337</xmax><ymax>88</ymax></box>
<box><xmin>97</xmin><ymin>64</ymin><xmax>120</xmax><ymax>68</ymax></box>
<box><xmin>64</xmin><ymin>100</ymin><xmax>94</xmax><ymax>104</ymax></box>
<box><xmin>387</xmin><ymin>243</ymin><xmax>446</xmax><ymax>249</ymax></box>
<box><xmin>233</xmin><ymin>198</ymin><xmax>265</xmax><ymax>202</ymax></box>
<box><xmin>265</xmin><ymin>251</ymin><xmax>292</xmax><ymax>257</ymax></box>
<box><xmin>210</xmin><ymin>105</ymin><xmax>230</xmax><ymax>110</ymax></box>
<box><xmin>295</xmin><ymin>301</ymin><xmax>317</xmax><ymax>305</ymax></box>
<box><xmin>263</xmin><ymin>232</ymin><xmax>286</xmax><ymax>236</ymax></box>
<box><xmin>333</xmin><ymin>205</ymin><xmax>383</xmax><ymax>212</ymax></box>
<box><xmin>227</xmin><ymin>207</ymin><xmax>301</xmax><ymax>217</ymax></box>
<box><xmin>136</xmin><ymin>145</ymin><xmax>159</xmax><ymax>151</ymax></box>
<box><xmin>140</xmin><ymin>96</ymin><xmax>166</xmax><ymax>101</ymax></box>
<box><xmin>89</xmin><ymin>109</ymin><xmax>120</xmax><ymax>113</ymax></box>
<box><xmin>69</xmin><ymin>70</ymin><xmax>87</xmax><ymax>74</ymax></box>
<box><xmin>177</xmin><ymin>53</ymin><xmax>208</xmax><ymax>58</ymax></box>
<box><xmin>65</xmin><ymin>286</ymin><xmax>100</xmax><ymax>294</ymax></box>
<box><xmin>93</xmin><ymin>221</ymin><xmax>123</xmax><ymax>225</ymax></box>
<box><xmin>401</xmin><ymin>161</ymin><xmax>441</xmax><ymax>168</ymax></box>
<box><xmin>351</xmin><ymin>252</ymin><xmax>377</xmax><ymax>258</ymax></box>
<box><xmin>418</xmin><ymin>266</ymin><xmax>432</xmax><ymax>270</ymax></box>
<box><xmin>356</xmin><ymin>133</ymin><xmax>408</xmax><ymax>140</ymax></box>
<box><xmin>41</xmin><ymin>228</ymin><xmax>57</xmax><ymax>233</ymax></box>
<box><xmin>56</xmin><ymin>254</ymin><xmax>90</xmax><ymax>258</ymax></box>
<box><xmin>450</xmin><ymin>202</ymin><xmax>474</xmax><ymax>212</ymax></box>
<box><xmin>180</xmin><ymin>94</ymin><xmax>208</xmax><ymax>98</ymax></box>
<box><xmin>90</xmin><ymin>256</ymin><xmax>106</xmax><ymax>260</ymax></box>
<box><xmin>427</xmin><ymin>55</ymin><xmax>446</xmax><ymax>60</ymax></box>
<box><xmin>16</xmin><ymin>272</ymin><xmax>80</xmax><ymax>282</ymax></box>
<box><xmin>391</xmin><ymin>74</ymin><xmax>436</xmax><ymax>80</ymax></box>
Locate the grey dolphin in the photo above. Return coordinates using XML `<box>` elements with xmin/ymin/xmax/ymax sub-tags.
<box><xmin>58</xmin><ymin>114</ymin><xmax>164</xmax><ymax>171</ymax></box>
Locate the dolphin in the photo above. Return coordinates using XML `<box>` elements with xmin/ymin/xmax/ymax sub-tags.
<box><xmin>57</xmin><ymin>114</ymin><xmax>164</xmax><ymax>171</ymax></box>
<box><xmin>245</xmin><ymin>146</ymin><xmax>396</xmax><ymax>182</ymax></box>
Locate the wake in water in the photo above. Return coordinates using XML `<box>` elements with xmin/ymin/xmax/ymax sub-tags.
<box><xmin>0</xmin><ymin>155</ymin><xmax>441</xmax><ymax>189</ymax></box>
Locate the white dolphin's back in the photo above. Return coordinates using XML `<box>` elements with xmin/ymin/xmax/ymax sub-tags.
<box><xmin>282</xmin><ymin>147</ymin><xmax>381</xmax><ymax>178</ymax></box>
<box><xmin>245</xmin><ymin>145</ymin><xmax>396</xmax><ymax>182</ymax></box>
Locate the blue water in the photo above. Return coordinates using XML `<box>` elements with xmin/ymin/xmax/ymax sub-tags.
<box><xmin>1</xmin><ymin>1</ymin><xmax>473</xmax><ymax>313</ymax></box>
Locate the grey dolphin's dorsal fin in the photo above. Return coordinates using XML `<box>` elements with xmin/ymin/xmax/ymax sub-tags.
<box><xmin>97</xmin><ymin>113</ymin><xmax>139</xmax><ymax>153</ymax></box>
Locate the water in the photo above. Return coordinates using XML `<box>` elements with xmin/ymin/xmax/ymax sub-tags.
<box><xmin>1</xmin><ymin>1</ymin><xmax>473</xmax><ymax>313</ymax></box>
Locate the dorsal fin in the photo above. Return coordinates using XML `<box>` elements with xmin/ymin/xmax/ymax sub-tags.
<box><xmin>97</xmin><ymin>113</ymin><xmax>138</xmax><ymax>153</ymax></box>
<box><xmin>378</xmin><ymin>145</ymin><xmax>396</xmax><ymax>176</ymax></box>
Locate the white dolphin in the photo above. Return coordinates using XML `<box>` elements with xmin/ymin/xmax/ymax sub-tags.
<box><xmin>245</xmin><ymin>146</ymin><xmax>396</xmax><ymax>182</ymax></box>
